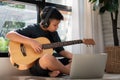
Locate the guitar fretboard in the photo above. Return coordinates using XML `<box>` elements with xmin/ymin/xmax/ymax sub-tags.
<box><xmin>42</xmin><ymin>40</ymin><xmax>83</xmax><ymax>49</ymax></box>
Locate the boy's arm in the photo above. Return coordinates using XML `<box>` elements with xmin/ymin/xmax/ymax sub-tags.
<box><xmin>6</xmin><ymin>31</ymin><xmax>42</xmax><ymax>53</ymax></box>
<box><xmin>59</xmin><ymin>50</ymin><xmax>73</xmax><ymax>60</ymax></box>
<box><xmin>6</xmin><ymin>31</ymin><xmax>32</xmax><ymax>45</ymax></box>
<box><xmin>59</xmin><ymin>38</ymin><xmax>95</xmax><ymax>60</ymax></box>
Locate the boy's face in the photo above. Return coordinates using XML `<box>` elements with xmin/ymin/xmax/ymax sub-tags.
<box><xmin>47</xmin><ymin>19</ymin><xmax>60</xmax><ymax>32</ymax></box>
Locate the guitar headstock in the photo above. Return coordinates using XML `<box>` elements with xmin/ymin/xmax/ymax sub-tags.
<box><xmin>82</xmin><ymin>39</ymin><xmax>95</xmax><ymax>45</ymax></box>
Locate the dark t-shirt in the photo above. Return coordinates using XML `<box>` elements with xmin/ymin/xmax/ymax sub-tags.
<box><xmin>15</xmin><ymin>24</ymin><xmax>64</xmax><ymax>53</ymax></box>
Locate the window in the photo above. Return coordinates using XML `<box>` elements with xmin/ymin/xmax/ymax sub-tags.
<box><xmin>0</xmin><ymin>1</ymin><xmax>37</xmax><ymax>57</ymax></box>
<box><xmin>57</xmin><ymin>11</ymin><xmax>72</xmax><ymax>41</ymax></box>
<box><xmin>46</xmin><ymin>0</ymin><xmax>72</xmax><ymax>6</ymax></box>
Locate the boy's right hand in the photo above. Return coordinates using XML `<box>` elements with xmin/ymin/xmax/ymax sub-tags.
<box><xmin>29</xmin><ymin>39</ymin><xmax>43</xmax><ymax>53</ymax></box>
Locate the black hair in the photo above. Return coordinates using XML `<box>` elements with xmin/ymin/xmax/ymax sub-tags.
<box><xmin>40</xmin><ymin>6</ymin><xmax>64</xmax><ymax>20</ymax></box>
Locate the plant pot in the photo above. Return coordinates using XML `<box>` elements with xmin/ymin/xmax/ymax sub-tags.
<box><xmin>105</xmin><ymin>46</ymin><xmax>120</xmax><ymax>73</ymax></box>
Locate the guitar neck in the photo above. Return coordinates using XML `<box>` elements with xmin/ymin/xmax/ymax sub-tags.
<box><xmin>42</xmin><ymin>40</ymin><xmax>83</xmax><ymax>49</ymax></box>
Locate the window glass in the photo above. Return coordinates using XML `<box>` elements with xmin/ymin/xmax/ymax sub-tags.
<box><xmin>46</xmin><ymin>0</ymin><xmax>72</xmax><ymax>6</ymax></box>
<box><xmin>57</xmin><ymin>11</ymin><xmax>72</xmax><ymax>41</ymax></box>
<box><xmin>0</xmin><ymin>1</ymin><xmax>37</xmax><ymax>54</ymax></box>
<box><xmin>57</xmin><ymin>11</ymin><xmax>72</xmax><ymax>51</ymax></box>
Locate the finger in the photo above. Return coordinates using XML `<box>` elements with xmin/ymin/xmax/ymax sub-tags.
<box><xmin>34</xmin><ymin>47</ymin><xmax>42</xmax><ymax>53</ymax></box>
<box><xmin>39</xmin><ymin>45</ymin><xmax>43</xmax><ymax>49</ymax></box>
<box><xmin>37</xmin><ymin>47</ymin><xmax>42</xmax><ymax>52</ymax></box>
<box><xmin>33</xmin><ymin>48</ymin><xmax>38</xmax><ymax>53</ymax></box>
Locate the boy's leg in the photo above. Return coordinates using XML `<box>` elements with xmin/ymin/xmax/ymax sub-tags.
<box><xmin>39</xmin><ymin>54</ymin><xmax>70</xmax><ymax>76</ymax></box>
<box><xmin>48</xmin><ymin>71</ymin><xmax>60</xmax><ymax>77</ymax></box>
<box><xmin>48</xmin><ymin>62</ymin><xmax>71</xmax><ymax>77</ymax></box>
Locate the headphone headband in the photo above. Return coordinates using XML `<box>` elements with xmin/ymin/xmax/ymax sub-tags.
<box><xmin>42</xmin><ymin>6</ymin><xmax>56</xmax><ymax>28</ymax></box>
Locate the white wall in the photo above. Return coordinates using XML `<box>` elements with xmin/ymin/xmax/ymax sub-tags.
<box><xmin>101</xmin><ymin>0</ymin><xmax>120</xmax><ymax>46</ymax></box>
<box><xmin>72</xmin><ymin>0</ymin><xmax>104</xmax><ymax>54</ymax></box>
<box><xmin>0</xmin><ymin>58</ymin><xmax>30</xmax><ymax>76</ymax></box>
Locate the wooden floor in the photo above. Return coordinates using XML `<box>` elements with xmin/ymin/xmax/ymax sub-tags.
<box><xmin>1</xmin><ymin>74</ymin><xmax>120</xmax><ymax>80</ymax></box>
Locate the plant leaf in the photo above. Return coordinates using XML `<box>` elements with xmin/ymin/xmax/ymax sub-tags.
<box><xmin>89</xmin><ymin>0</ymin><xmax>97</xmax><ymax>3</ymax></box>
<box><xmin>92</xmin><ymin>0</ymin><xmax>100</xmax><ymax>11</ymax></box>
<box><xmin>99</xmin><ymin>0</ymin><xmax>104</xmax><ymax>3</ymax></box>
<box><xmin>104</xmin><ymin>0</ymin><xmax>119</xmax><ymax>12</ymax></box>
<box><xmin>89</xmin><ymin>0</ymin><xmax>92</xmax><ymax>2</ymax></box>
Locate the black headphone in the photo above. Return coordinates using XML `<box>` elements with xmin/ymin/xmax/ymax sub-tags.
<box><xmin>42</xmin><ymin>6</ymin><xmax>55</xmax><ymax>28</ymax></box>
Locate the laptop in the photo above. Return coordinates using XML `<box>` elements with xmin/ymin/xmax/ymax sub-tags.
<box><xmin>69</xmin><ymin>53</ymin><xmax>107</xmax><ymax>79</ymax></box>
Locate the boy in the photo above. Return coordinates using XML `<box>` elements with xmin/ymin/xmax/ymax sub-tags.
<box><xmin>6</xmin><ymin>6</ymin><xmax>95</xmax><ymax>77</ymax></box>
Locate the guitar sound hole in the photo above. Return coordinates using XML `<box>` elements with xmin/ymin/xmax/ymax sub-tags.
<box><xmin>20</xmin><ymin>44</ymin><xmax>27</xmax><ymax>56</ymax></box>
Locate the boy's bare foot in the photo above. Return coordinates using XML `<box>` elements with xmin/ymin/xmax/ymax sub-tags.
<box><xmin>49</xmin><ymin>71</ymin><xmax>60</xmax><ymax>77</ymax></box>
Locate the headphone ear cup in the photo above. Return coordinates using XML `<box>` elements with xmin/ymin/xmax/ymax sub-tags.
<box><xmin>42</xmin><ymin>20</ymin><xmax>49</xmax><ymax>28</ymax></box>
<box><xmin>44</xmin><ymin>22</ymin><xmax>48</xmax><ymax>28</ymax></box>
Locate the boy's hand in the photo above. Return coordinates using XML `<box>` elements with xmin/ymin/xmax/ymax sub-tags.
<box><xmin>29</xmin><ymin>39</ymin><xmax>43</xmax><ymax>53</ymax></box>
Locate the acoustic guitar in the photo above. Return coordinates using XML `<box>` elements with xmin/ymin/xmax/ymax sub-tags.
<box><xmin>9</xmin><ymin>37</ymin><xmax>95</xmax><ymax>70</ymax></box>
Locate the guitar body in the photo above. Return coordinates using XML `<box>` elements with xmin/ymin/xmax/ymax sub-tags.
<box><xmin>9</xmin><ymin>36</ymin><xmax>94</xmax><ymax>70</ymax></box>
<box><xmin>9</xmin><ymin>37</ymin><xmax>53</xmax><ymax>70</ymax></box>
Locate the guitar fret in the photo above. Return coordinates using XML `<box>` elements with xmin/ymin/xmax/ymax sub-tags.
<box><xmin>42</xmin><ymin>40</ymin><xmax>83</xmax><ymax>49</ymax></box>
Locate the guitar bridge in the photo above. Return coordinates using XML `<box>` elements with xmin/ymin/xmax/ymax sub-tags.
<box><xmin>14</xmin><ymin>63</ymin><xmax>19</xmax><ymax>68</ymax></box>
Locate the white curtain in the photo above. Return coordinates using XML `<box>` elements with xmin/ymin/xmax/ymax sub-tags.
<box><xmin>72</xmin><ymin>0</ymin><xmax>104</xmax><ymax>54</ymax></box>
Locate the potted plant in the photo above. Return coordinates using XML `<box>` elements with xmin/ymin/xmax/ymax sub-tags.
<box><xmin>89</xmin><ymin>0</ymin><xmax>119</xmax><ymax>46</ymax></box>
<box><xmin>89</xmin><ymin>0</ymin><xmax>120</xmax><ymax>73</ymax></box>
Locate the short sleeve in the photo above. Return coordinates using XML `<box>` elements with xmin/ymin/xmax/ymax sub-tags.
<box><xmin>15</xmin><ymin>25</ymin><xmax>35</xmax><ymax>37</ymax></box>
